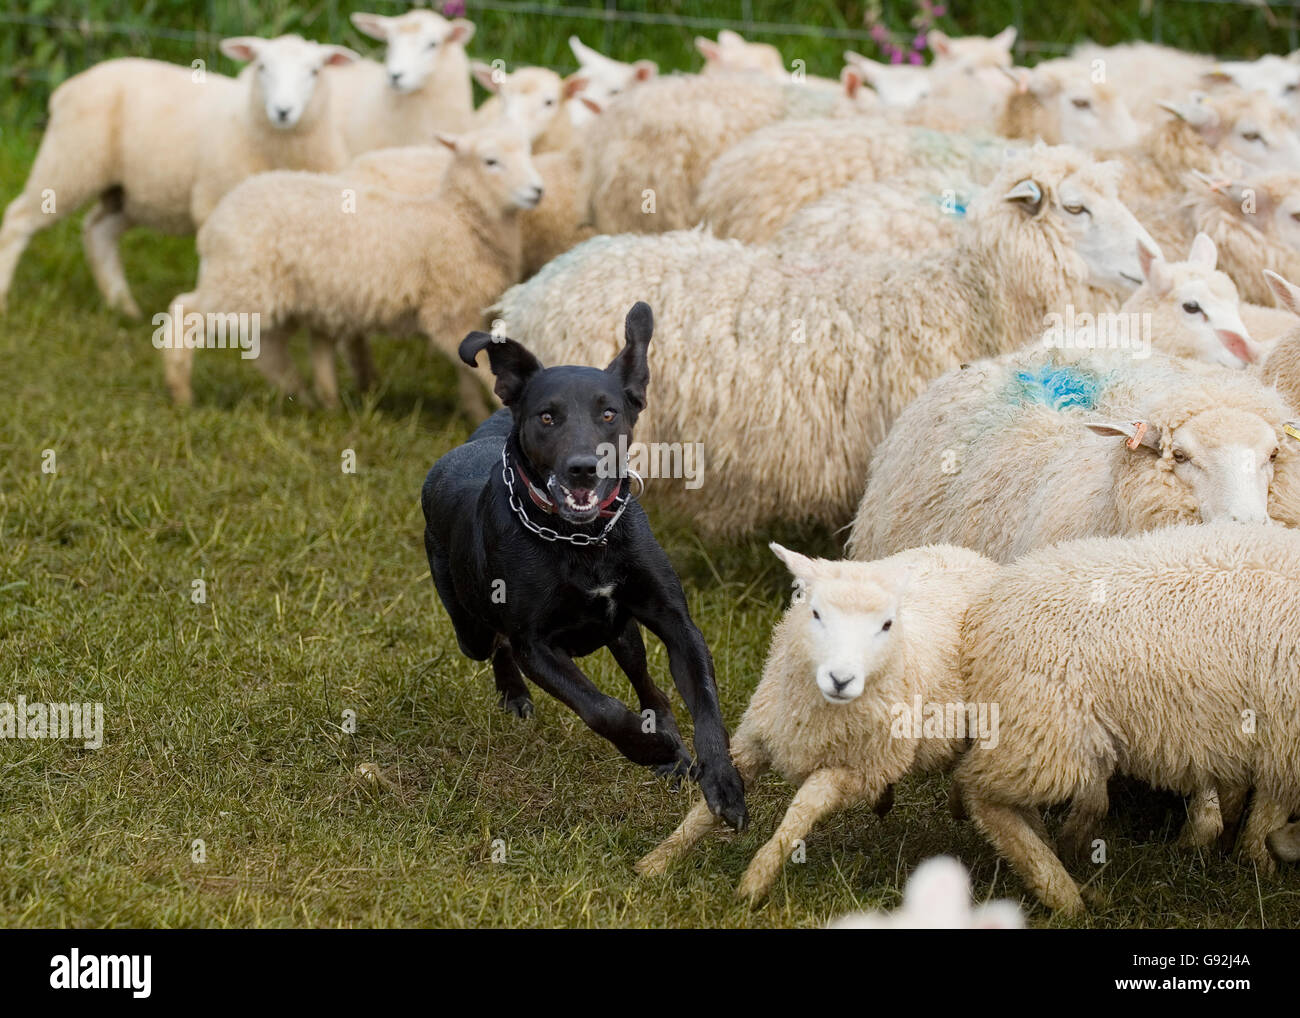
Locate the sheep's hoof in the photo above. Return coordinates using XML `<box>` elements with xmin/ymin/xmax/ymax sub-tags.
<box><xmin>499</xmin><ymin>693</ymin><xmax>534</xmax><ymax>719</ymax></box>
<box><xmin>634</xmin><ymin>851</ymin><xmax>668</xmax><ymax>878</ymax></box>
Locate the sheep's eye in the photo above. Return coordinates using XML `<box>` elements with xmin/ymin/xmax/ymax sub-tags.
<box><xmin>1243</xmin><ymin>130</ymin><xmax>1264</xmax><ymax>142</ymax></box>
<box><xmin>1063</xmin><ymin>203</ymin><xmax>1087</xmax><ymax>215</ymax></box>
<box><xmin>601</xmin><ymin>408</ymin><xmax>617</xmax><ymax>423</ymax></box>
<box><xmin>1291</xmin><ymin>211</ymin><xmax>1300</xmax><ymax>222</ymax></box>
<box><xmin>881</xmin><ymin>619</ymin><xmax>893</xmax><ymax>632</ymax></box>
<box><xmin>539</xmin><ymin>412</ymin><xmax>554</xmax><ymax>426</ymax></box>
<box><xmin>1172</xmin><ymin>449</ymin><xmax>1190</xmax><ymax>464</ymax></box>
<box><xmin>545</xmin><ymin>98</ymin><xmax>556</xmax><ymax>106</ymax></box>
<box><xmin>1071</xmin><ymin>98</ymin><xmax>1091</xmax><ymax>109</ymax></box>
<box><xmin>1182</xmin><ymin>301</ymin><xmax>1203</xmax><ymax>315</ymax></box>
<box><xmin>608</xmin><ymin>88</ymin><xmax>621</xmax><ymax>96</ymax></box>
<box><xmin>484</xmin><ymin>157</ymin><xmax>500</xmax><ymax>168</ymax></box>
<box><xmin>811</xmin><ymin>609</ymin><xmax>821</xmax><ymax>621</ymax></box>
<box><xmin>427</xmin><ymin>40</ymin><xmax>440</xmax><ymax>50</ymax></box>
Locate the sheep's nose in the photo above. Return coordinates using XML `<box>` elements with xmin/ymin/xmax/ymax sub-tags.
<box><xmin>828</xmin><ymin>672</ymin><xmax>853</xmax><ymax>692</ymax></box>
<box><xmin>275</xmin><ymin>106</ymin><xmax>291</xmax><ymax>122</ymax></box>
<box><xmin>530</xmin><ymin>185</ymin><xmax>545</xmax><ymax>203</ymax></box>
<box><xmin>389</xmin><ymin>71</ymin><xmax>403</xmax><ymax>87</ymax></box>
<box><xmin>565</xmin><ymin>456</ymin><xmax>599</xmax><ymax>486</ymax></box>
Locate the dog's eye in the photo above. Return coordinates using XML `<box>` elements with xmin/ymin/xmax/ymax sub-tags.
<box><xmin>881</xmin><ymin>619</ymin><xmax>892</xmax><ymax>632</ymax></box>
<box><xmin>602</xmin><ymin>408</ymin><xmax>617</xmax><ymax>423</ymax></box>
<box><xmin>539</xmin><ymin>412</ymin><xmax>554</xmax><ymax>426</ymax></box>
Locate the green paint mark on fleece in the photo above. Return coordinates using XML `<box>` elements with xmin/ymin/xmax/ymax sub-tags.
<box><xmin>1011</xmin><ymin>365</ymin><xmax>1107</xmax><ymax>412</ymax></box>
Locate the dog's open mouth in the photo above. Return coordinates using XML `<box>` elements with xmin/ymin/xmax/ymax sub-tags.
<box><xmin>547</xmin><ymin>479</ymin><xmax>606</xmax><ymax>523</ymax></box>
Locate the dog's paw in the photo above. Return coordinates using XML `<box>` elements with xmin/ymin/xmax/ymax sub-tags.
<box><xmin>650</xmin><ymin>745</ymin><xmax>695</xmax><ymax>787</ymax></box>
<box><xmin>499</xmin><ymin>693</ymin><xmax>534</xmax><ymax>719</ymax></box>
<box><xmin>698</xmin><ymin>759</ymin><xmax>748</xmax><ymax>832</ymax></box>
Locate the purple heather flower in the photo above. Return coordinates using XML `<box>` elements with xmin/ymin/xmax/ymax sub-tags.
<box><xmin>442</xmin><ymin>0</ymin><xmax>466</xmax><ymax>16</ymax></box>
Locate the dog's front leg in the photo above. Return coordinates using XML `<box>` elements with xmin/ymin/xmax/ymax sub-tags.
<box><xmin>623</xmin><ymin>564</ymin><xmax>748</xmax><ymax>832</ymax></box>
<box><xmin>607</xmin><ymin>620</ymin><xmax>693</xmax><ymax>780</ymax></box>
<box><xmin>511</xmin><ymin>641</ymin><xmax>686</xmax><ymax>768</ymax></box>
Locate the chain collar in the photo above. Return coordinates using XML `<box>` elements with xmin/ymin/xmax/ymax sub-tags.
<box><xmin>501</xmin><ymin>444</ymin><xmax>639</xmax><ymax>546</ymax></box>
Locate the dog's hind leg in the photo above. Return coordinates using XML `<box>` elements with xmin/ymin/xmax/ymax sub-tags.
<box><xmin>425</xmin><ymin>540</ymin><xmax>495</xmax><ymax>660</ymax></box>
<box><xmin>607</xmin><ymin>620</ymin><xmax>692</xmax><ymax>779</ymax></box>
<box><xmin>492</xmin><ymin>642</ymin><xmax>533</xmax><ymax>719</ymax></box>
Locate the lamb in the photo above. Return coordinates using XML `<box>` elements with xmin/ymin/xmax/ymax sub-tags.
<box><xmin>330</xmin><ymin>9</ymin><xmax>476</xmax><ymax>155</ymax></box>
<box><xmin>829</xmin><ymin>856</ymin><xmax>1025</xmax><ymax>929</ymax></box>
<box><xmin>954</xmin><ymin>522</ymin><xmax>1300</xmax><ymax>915</ymax></box>
<box><xmin>0</xmin><ymin>34</ymin><xmax>358</xmax><ymax>317</ymax></box>
<box><xmin>695</xmin><ymin>118</ymin><xmax>1018</xmax><ymax>245</ymax></box>
<box><xmin>847</xmin><ymin>346</ymin><xmax>1300</xmax><ymax>565</ymax></box>
<box><xmin>579</xmin><ymin>71</ymin><xmax>874</xmax><ymax>234</ymax></box>
<box><xmin>161</xmin><ymin>123</ymin><xmax>541</xmax><ymax>413</ymax></box>
<box><xmin>635</xmin><ymin>542</ymin><xmax>1000</xmax><ymax>903</ymax></box>
<box><xmin>495</xmin><ymin>145</ymin><xmax>1157</xmax><ymax>536</ymax></box>
<box><xmin>567</xmin><ymin>35</ymin><xmax>656</xmax><ymax>126</ymax></box>
<box><xmin>472</xmin><ymin>63</ymin><xmax>588</xmax><ymax>154</ymax></box>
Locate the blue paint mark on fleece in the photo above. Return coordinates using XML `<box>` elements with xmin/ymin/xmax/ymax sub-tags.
<box><xmin>1013</xmin><ymin>365</ymin><xmax>1104</xmax><ymax>412</ymax></box>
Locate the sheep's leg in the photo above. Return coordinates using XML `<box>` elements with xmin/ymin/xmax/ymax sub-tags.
<box><xmin>607</xmin><ymin>619</ymin><xmax>690</xmax><ymax>779</ymax></box>
<box><xmin>82</xmin><ymin>193</ymin><xmax>141</xmax><ymax>318</ymax></box>
<box><xmin>1177</xmin><ymin>787</ymin><xmax>1224</xmax><ymax>850</ymax></box>
<box><xmin>1059</xmin><ymin>777</ymin><xmax>1110</xmax><ymax>863</ymax></box>
<box><xmin>162</xmin><ymin>292</ymin><xmax>198</xmax><ymax>406</ymax></box>
<box><xmin>251</xmin><ymin>327</ymin><xmax>308</xmax><ymax>402</ymax></box>
<box><xmin>634</xmin><ymin>728</ymin><xmax>768</xmax><ymax>878</ymax></box>
<box><xmin>344</xmin><ymin>333</ymin><xmax>377</xmax><ymax>392</ymax></box>
<box><xmin>309</xmin><ymin>331</ymin><xmax>340</xmax><ymax>409</ymax></box>
<box><xmin>1217</xmin><ymin>783</ymin><xmax>1249</xmax><ymax>853</ymax></box>
<box><xmin>1238</xmin><ymin>795</ymin><xmax>1290</xmax><ymax>874</ymax></box>
<box><xmin>418</xmin><ymin>308</ymin><xmax>495</xmax><ymax>422</ymax></box>
<box><xmin>736</xmin><ymin>767</ymin><xmax>872</xmax><ymax>904</ymax></box>
<box><xmin>967</xmin><ymin>794</ymin><xmax>1084</xmax><ymax>916</ymax></box>
<box><xmin>491</xmin><ymin>641</ymin><xmax>533</xmax><ymax>719</ymax></box>
<box><xmin>0</xmin><ymin>191</ymin><xmax>45</xmax><ymax>311</ymax></box>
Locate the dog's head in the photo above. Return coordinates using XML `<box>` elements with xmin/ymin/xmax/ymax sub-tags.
<box><xmin>460</xmin><ymin>302</ymin><xmax>652</xmax><ymax>525</ymax></box>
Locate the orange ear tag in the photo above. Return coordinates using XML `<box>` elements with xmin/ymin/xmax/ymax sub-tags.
<box><xmin>1125</xmin><ymin>421</ymin><xmax>1148</xmax><ymax>451</ymax></box>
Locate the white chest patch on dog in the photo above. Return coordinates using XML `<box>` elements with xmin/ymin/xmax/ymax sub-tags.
<box><xmin>590</xmin><ymin>584</ymin><xmax>616</xmax><ymax>599</ymax></box>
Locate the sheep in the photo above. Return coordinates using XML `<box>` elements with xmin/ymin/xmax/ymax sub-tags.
<box><xmin>997</xmin><ymin>62</ymin><xmax>1141</xmax><ymax>150</ymax></box>
<box><xmin>0</xmin><ymin>35</ymin><xmax>358</xmax><ymax>317</ymax></box>
<box><xmin>847</xmin><ymin>346</ymin><xmax>1300</xmax><ymax>565</ymax></box>
<box><xmin>829</xmin><ymin>856</ymin><xmax>1025</xmax><ymax>929</ymax></box>
<box><xmin>579</xmin><ymin>71</ymin><xmax>874</xmax><ymax>234</ymax></box>
<box><xmin>472</xmin><ymin>63</ymin><xmax>588</xmax><ymax>154</ymax></box>
<box><xmin>1069</xmin><ymin>40</ymin><xmax>1214</xmax><ymax>122</ymax></box>
<box><xmin>330</xmin><ymin>9</ymin><xmax>476</xmax><ymax>155</ymax></box>
<box><xmin>770</xmin><ymin>169</ymin><xmax>976</xmax><ymax>260</ymax></box>
<box><xmin>635</xmin><ymin>542</ymin><xmax>1000</xmax><ymax>904</ymax></box>
<box><xmin>695</xmin><ymin>30</ymin><xmax>786</xmax><ymax>78</ymax></box>
<box><xmin>1129</xmin><ymin>233</ymin><xmax>1259</xmax><ymax>367</ymax></box>
<box><xmin>495</xmin><ymin>145</ymin><xmax>1157</xmax><ymax>536</ymax></box>
<box><xmin>696</xmin><ymin>119</ymin><xmax>1019</xmax><ymax>245</ymax></box>
<box><xmin>840</xmin><ymin>52</ymin><xmax>934</xmax><ymax>109</ymax></box>
<box><xmin>954</xmin><ymin>522</ymin><xmax>1300</xmax><ymax>915</ymax></box>
<box><xmin>566</xmin><ymin>35</ymin><xmax>656</xmax><ymax>127</ymax></box>
<box><xmin>161</xmin><ymin>123</ymin><xmax>541</xmax><ymax>413</ymax></box>
<box><xmin>1203</xmin><ymin>55</ymin><xmax>1300</xmax><ymax>119</ymax></box>
<box><xmin>1258</xmin><ymin>270</ymin><xmax>1300</xmax><ymax>413</ymax></box>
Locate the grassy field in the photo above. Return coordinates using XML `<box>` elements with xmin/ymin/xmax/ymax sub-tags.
<box><xmin>2</xmin><ymin>101</ymin><xmax>1299</xmax><ymax>926</ymax></box>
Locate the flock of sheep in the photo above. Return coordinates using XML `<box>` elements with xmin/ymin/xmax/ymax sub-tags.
<box><xmin>7</xmin><ymin>8</ymin><xmax>1300</xmax><ymax>922</ymax></box>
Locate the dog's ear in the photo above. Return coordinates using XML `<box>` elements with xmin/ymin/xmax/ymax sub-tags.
<box><xmin>606</xmin><ymin>302</ymin><xmax>653</xmax><ymax>418</ymax></box>
<box><xmin>459</xmin><ymin>331</ymin><xmax>542</xmax><ymax>406</ymax></box>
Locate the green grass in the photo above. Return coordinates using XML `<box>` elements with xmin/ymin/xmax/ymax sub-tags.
<box><xmin>2</xmin><ymin>116</ymin><xmax>1299</xmax><ymax>927</ymax></box>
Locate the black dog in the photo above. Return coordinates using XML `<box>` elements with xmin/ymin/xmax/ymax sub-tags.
<box><xmin>420</xmin><ymin>302</ymin><xmax>747</xmax><ymax>830</ymax></box>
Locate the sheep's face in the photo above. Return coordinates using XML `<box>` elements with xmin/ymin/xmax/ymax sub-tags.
<box><xmin>569</xmin><ymin>37</ymin><xmax>655</xmax><ymax>125</ymax></box>
<box><xmin>352</xmin><ymin>11</ymin><xmax>475</xmax><ymax>94</ymax></box>
<box><xmin>1136</xmin><ymin>235</ymin><xmax>1258</xmax><ymax>368</ymax></box>
<box><xmin>1175</xmin><ymin>92</ymin><xmax>1300</xmax><ymax>174</ymax></box>
<box><xmin>842</xmin><ymin>55</ymin><xmax>932</xmax><ymax>109</ymax></box>
<box><xmin>770</xmin><ymin>544</ymin><xmax>906</xmax><ymax>706</ymax></box>
<box><xmin>928</xmin><ymin>27</ymin><xmax>1017</xmax><ymax>99</ymax></box>
<box><xmin>1054</xmin><ymin>82</ymin><xmax>1139</xmax><ymax>150</ymax></box>
<box><xmin>223</xmin><ymin>35</ymin><xmax>358</xmax><ymax>130</ymax></box>
<box><xmin>1205</xmin><ymin>56</ymin><xmax>1300</xmax><ymax>118</ymax></box>
<box><xmin>475</xmin><ymin>66</ymin><xmax>584</xmax><ymax>144</ymax></box>
<box><xmin>696</xmin><ymin>30</ymin><xmax>785</xmax><ymax>78</ymax></box>
<box><xmin>439</xmin><ymin>126</ymin><xmax>544</xmax><ymax>211</ymax></box>
<box><xmin>1013</xmin><ymin>166</ymin><xmax>1156</xmax><ymax>290</ymax></box>
<box><xmin>1267</xmin><ymin>821</ymin><xmax>1300</xmax><ymax>863</ymax></box>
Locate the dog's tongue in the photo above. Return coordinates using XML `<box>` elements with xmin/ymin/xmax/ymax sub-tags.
<box><xmin>570</xmin><ymin>488</ymin><xmax>595</xmax><ymax>507</ymax></box>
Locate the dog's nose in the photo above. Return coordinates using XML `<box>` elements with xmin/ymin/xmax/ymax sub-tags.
<box><xmin>565</xmin><ymin>456</ymin><xmax>599</xmax><ymax>487</ymax></box>
<box><xmin>828</xmin><ymin>672</ymin><xmax>853</xmax><ymax>692</ymax></box>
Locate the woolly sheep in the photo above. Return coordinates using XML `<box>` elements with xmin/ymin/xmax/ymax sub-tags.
<box><xmin>567</xmin><ymin>36</ymin><xmax>656</xmax><ymax>127</ymax></box>
<box><xmin>636</xmin><ymin>542</ymin><xmax>1000</xmax><ymax>903</ymax></box>
<box><xmin>695</xmin><ymin>30</ymin><xmax>786</xmax><ymax>78</ymax></box>
<box><xmin>495</xmin><ymin>146</ymin><xmax>1157</xmax><ymax>536</ymax></box>
<box><xmin>1069</xmin><ymin>41</ymin><xmax>1214</xmax><ymax>122</ymax></box>
<box><xmin>472</xmin><ymin>63</ymin><xmax>588</xmax><ymax>154</ymax></box>
<box><xmin>696</xmin><ymin>119</ymin><xmax>1017</xmax><ymax>245</ymax></box>
<box><xmin>829</xmin><ymin>856</ymin><xmax>1025</xmax><ymax>929</ymax></box>
<box><xmin>330</xmin><ymin>10</ymin><xmax>476</xmax><ymax>155</ymax></box>
<box><xmin>997</xmin><ymin>62</ymin><xmax>1141</xmax><ymax>150</ymax></box>
<box><xmin>578</xmin><ymin>71</ymin><xmax>873</xmax><ymax>234</ymax></box>
<box><xmin>161</xmin><ymin>123</ymin><xmax>541</xmax><ymax>412</ymax></box>
<box><xmin>1204</xmin><ymin>55</ymin><xmax>1300</xmax><ymax>118</ymax></box>
<box><xmin>0</xmin><ymin>35</ymin><xmax>358</xmax><ymax>317</ymax></box>
<box><xmin>1258</xmin><ymin>270</ymin><xmax>1300</xmax><ymax>412</ymax></box>
<box><xmin>847</xmin><ymin>346</ymin><xmax>1300</xmax><ymax>564</ymax></box>
<box><xmin>955</xmin><ymin>522</ymin><xmax>1300</xmax><ymax>915</ymax></box>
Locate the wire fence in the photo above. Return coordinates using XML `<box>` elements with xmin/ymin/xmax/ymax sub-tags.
<box><xmin>2</xmin><ymin>0</ymin><xmax>1298</xmax><ymax>119</ymax></box>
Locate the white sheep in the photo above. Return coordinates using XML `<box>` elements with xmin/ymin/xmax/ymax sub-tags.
<box><xmin>997</xmin><ymin>61</ymin><xmax>1142</xmax><ymax>150</ymax></box>
<box><xmin>694</xmin><ymin>30</ymin><xmax>786</xmax><ymax>78</ymax></box>
<box><xmin>955</xmin><ymin>522</ymin><xmax>1300</xmax><ymax>915</ymax></box>
<box><xmin>635</xmin><ymin>542</ymin><xmax>1000</xmax><ymax>904</ymax></box>
<box><xmin>1258</xmin><ymin>270</ymin><xmax>1300</xmax><ymax>412</ymax></box>
<box><xmin>0</xmin><ymin>35</ymin><xmax>358</xmax><ymax>317</ymax></box>
<box><xmin>847</xmin><ymin>346</ymin><xmax>1300</xmax><ymax>565</ymax></box>
<box><xmin>495</xmin><ymin>145</ymin><xmax>1157</xmax><ymax>537</ymax></box>
<box><xmin>1069</xmin><ymin>40</ymin><xmax>1214</xmax><ymax>123</ymax></box>
<box><xmin>472</xmin><ymin>63</ymin><xmax>588</xmax><ymax>154</ymax></box>
<box><xmin>829</xmin><ymin>856</ymin><xmax>1025</xmax><ymax>929</ymax></box>
<box><xmin>329</xmin><ymin>9</ymin><xmax>477</xmax><ymax>154</ymax></box>
<box><xmin>161</xmin><ymin>123</ymin><xmax>541</xmax><ymax>412</ymax></box>
<box><xmin>566</xmin><ymin>36</ymin><xmax>656</xmax><ymax>126</ymax></box>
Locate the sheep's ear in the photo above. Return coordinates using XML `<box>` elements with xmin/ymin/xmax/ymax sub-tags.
<box><xmin>321</xmin><ymin>45</ymin><xmax>359</xmax><ymax>68</ymax></box>
<box><xmin>695</xmin><ymin>36</ymin><xmax>722</xmax><ymax>63</ymax></box>
<box><xmin>769</xmin><ymin>542</ymin><xmax>820</xmax><ymax>582</ymax></box>
<box><xmin>1188</xmin><ymin>231</ymin><xmax>1218</xmax><ymax>269</ymax></box>
<box><xmin>220</xmin><ymin>37</ymin><xmax>263</xmax><ymax>63</ymax></box>
<box><xmin>580</xmin><ymin>96</ymin><xmax>603</xmax><ymax>115</ymax></box>
<box><xmin>471</xmin><ymin>61</ymin><xmax>501</xmax><ymax>93</ymax></box>
<box><xmin>1004</xmin><ymin>178</ymin><xmax>1043</xmax><ymax>215</ymax></box>
<box><xmin>928</xmin><ymin>30</ymin><xmax>953</xmax><ymax>58</ymax></box>
<box><xmin>999</xmin><ymin>65</ymin><xmax>1031</xmax><ymax>95</ymax></box>
<box><xmin>1217</xmin><ymin>328</ymin><xmax>1259</xmax><ymax>365</ymax></box>
<box><xmin>606</xmin><ymin>302</ymin><xmax>653</xmax><ymax>418</ymax></box>
<box><xmin>1160</xmin><ymin>93</ymin><xmax>1217</xmax><ymax>131</ymax></box>
<box><xmin>1265</xmin><ymin>269</ymin><xmax>1300</xmax><ymax>318</ymax></box>
<box><xmin>1137</xmin><ymin>238</ymin><xmax>1162</xmax><ymax>287</ymax></box>
<box><xmin>459</xmin><ymin>331</ymin><xmax>542</xmax><ymax>407</ymax></box>
<box><xmin>447</xmin><ymin>19</ymin><xmax>476</xmax><ymax>46</ymax></box>
<box><xmin>631</xmin><ymin>59</ymin><xmax>658</xmax><ymax>82</ymax></box>
<box><xmin>562</xmin><ymin>74</ymin><xmax>589</xmax><ymax>100</ymax></box>
<box><xmin>569</xmin><ymin>36</ymin><xmax>601</xmax><ymax>65</ymax></box>
<box><xmin>435</xmin><ymin>132</ymin><xmax>460</xmax><ymax>153</ymax></box>
<box><xmin>718</xmin><ymin>30</ymin><xmax>745</xmax><ymax>47</ymax></box>
<box><xmin>991</xmin><ymin>26</ymin><xmax>1018</xmax><ymax>53</ymax></box>
<box><xmin>841</xmin><ymin>65</ymin><xmax>865</xmax><ymax>99</ymax></box>
<box><xmin>349</xmin><ymin>13</ymin><xmax>390</xmax><ymax>42</ymax></box>
<box><xmin>1085</xmin><ymin>419</ymin><xmax>1163</xmax><ymax>452</ymax></box>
